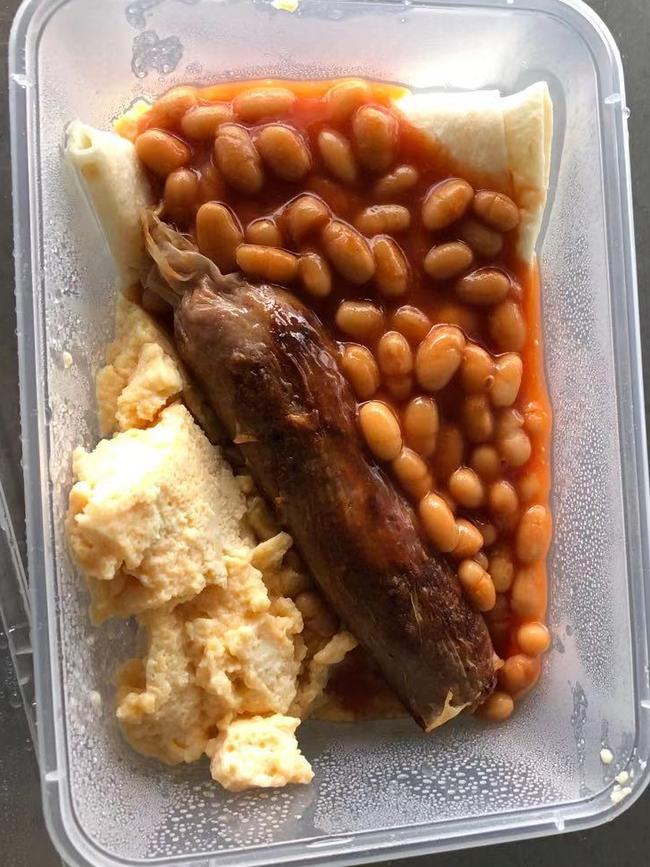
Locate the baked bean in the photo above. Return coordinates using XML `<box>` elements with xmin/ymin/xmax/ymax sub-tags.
<box><xmin>476</xmin><ymin>521</ymin><xmax>497</xmax><ymax>548</ymax></box>
<box><xmin>490</xmin><ymin>353</ymin><xmax>523</xmax><ymax>406</ymax></box>
<box><xmin>295</xmin><ymin>592</ymin><xmax>338</xmax><ymax>638</ymax></box>
<box><xmin>459</xmin><ymin>218</ymin><xmax>504</xmax><ymax>258</ymax></box>
<box><xmin>516</xmin><ymin>505</ymin><xmax>551</xmax><ymax>564</ymax></box>
<box><xmin>478</xmin><ymin>690</ymin><xmax>514</xmax><ymax>722</ymax></box>
<box><xmin>294</xmin><ymin>590</ymin><xmax>323</xmax><ymax>619</ymax></box>
<box><xmin>470</xmin><ymin>445</ymin><xmax>501</xmax><ymax>482</ymax></box>
<box><xmin>460</xmin><ymin>344</ymin><xmax>495</xmax><ymax>393</ymax></box>
<box><xmin>180</xmin><ymin>103</ymin><xmax>233</xmax><ymax>139</ymax></box>
<box><xmin>372</xmin><ymin>236</ymin><xmax>409</xmax><ymax>297</ymax></box>
<box><xmin>390</xmin><ymin>305</ymin><xmax>431</xmax><ymax>347</ymax></box>
<box><xmin>317</xmin><ymin>129</ymin><xmax>358</xmax><ymax>184</ymax></box>
<box><xmin>335</xmin><ymin>301</ymin><xmax>384</xmax><ymax>343</ymax></box>
<box><xmin>458</xmin><ymin>559</ymin><xmax>496</xmax><ymax>612</ymax></box>
<box><xmin>310</xmin><ymin>608</ymin><xmax>339</xmax><ymax>639</ymax></box>
<box><xmin>434</xmin><ymin>424</ymin><xmax>465</xmax><ymax>481</ymax></box>
<box><xmin>485</xmin><ymin>593</ymin><xmax>510</xmax><ymax>652</ymax></box>
<box><xmin>236</xmin><ymin>244</ymin><xmax>299</xmax><ymax>284</ymax></box>
<box><xmin>307</xmin><ymin>176</ymin><xmax>350</xmax><ymax>214</ymax></box>
<box><xmin>214</xmin><ymin>124</ymin><xmax>264</xmax><ymax>194</ymax></box>
<box><xmin>488</xmin><ymin>546</ymin><xmax>515</xmax><ymax>593</ymax></box>
<box><xmin>419</xmin><ymin>493</ymin><xmax>459</xmax><ymax>553</ymax></box>
<box><xmin>197</xmin><ymin>162</ymin><xmax>226</xmax><ymax>203</ymax></box>
<box><xmin>424</xmin><ymin>241</ymin><xmax>474</xmax><ymax>281</ymax></box>
<box><xmin>377</xmin><ymin>331</ymin><xmax>413</xmax><ymax>377</ymax></box>
<box><xmin>452</xmin><ymin>518</ymin><xmax>484</xmax><ymax>559</ymax></box>
<box><xmin>256</xmin><ymin>124</ymin><xmax>311</xmax><ymax>181</ymax></box>
<box><xmin>473</xmin><ymin>190</ymin><xmax>520</xmax><ymax>232</ymax></box>
<box><xmin>359</xmin><ymin>400</ymin><xmax>403</xmax><ymax>461</ymax></box>
<box><xmin>435</xmin><ymin>305</ymin><xmax>480</xmax><ymax>339</ymax></box>
<box><xmin>403</xmin><ymin>396</ymin><xmax>439</xmax><ymax>458</ymax></box>
<box><xmin>455</xmin><ymin>268</ymin><xmax>510</xmax><ymax>306</ymax></box>
<box><xmin>298</xmin><ymin>252</ymin><xmax>332</xmax><ymax>297</ymax></box>
<box><xmin>196</xmin><ymin>202</ymin><xmax>243</xmax><ymax>271</ymax></box>
<box><xmin>462</xmin><ymin>394</ymin><xmax>495</xmax><ymax>444</ymax></box>
<box><xmin>285</xmin><ymin>194</ymin><xmax>330</xmax><ymax>241</ymax></box>
<box><xmin>517</xmin><ymin>473</ymin><xmax>542</xmax><ymax>502</ymax></box>
<box><xmin>435</xmin><ymin>308</ymin><xmax>480</xmax><ymax>344</ymax></box>
<box><xmin>517</xmin><ymin>621</ymin><xmax>551</xmax><ymax>657</ymax></box>
<box><xmin>164</xmin><ymin>168</ymin><xmax>199</xmax><ymax>222</ymax></box>
<box><xmin>498</xmin><ymin>653</ymin><xmax>540</xmax><ymax>696</ymax></box>
<box><xmin>511</xmin><ymin>567</ymin><xmax>544</xmax><ymax>620</ymax></box>
<box><xmin>489</xmin><ymin>300</ymin><xmax>527</xmax><ymax>351</ymax></box>
<box><xmin>487</xmin><ymin>591</ymin><xmax>510</xmax><ymax>622</ymax></box>
<box><xmin>495</xmin><ymin>407</ymin><xmax>524</xmax><ymax>439</ymax></box>
<box><xmin>341</xmin><ymin>344</ymin><xmax>380</xmax><ymax>400</ymax></box>
<box><xmin>373</xmin><ymin>165</ymin><xmax>419</xmax><ymax>200</ymax></box>
<box><xmin>391</xmin><ymin>448</ymin><xmax>432</xmax><ymax>500</ymax></box>
<box><xmin>135</xmin><ymin>129</ymin><xmax>190</xmax><ymax>177</ymax></box>
<box><xmin>385</xmin><ymin>374</ymin><xmax>413</xmax><ymax>401</ymax></box>
<box><xmin>523</xmin><ymin>402</ymin><xmax>548</xmax><ymax>438</ymax></box>
<box><xmin>498</xmin><ymin>429</ymin><xmax>532</xmax><ymax>468</ymax></box>
<box><xmin>149</xmin><ymin>86</ymin><xmax>198</xmax><ymax>127</ymax></box>
<box><xmin>421</xmin><ymin>178</ymin><xmax>474</xmax><ymax>231</ymax></box>
<box><xmin>488</xmin><ymin>479</ymin><xmax>519</xmax><ymax>520</ymax></box>
<box><xmin>352</xmin><ymin>105</ymin><xmax>398</xmax><ymax>172</ymax></box>
<box><xmin>508</xmin><ymin>279</ymin><xmax>524</xmax><ymax>303</ymax></box>
<box><xmin>326</xmin><ymin>79</ymin><xmax>372</xmax><ymax>123</ymax></box>
<box><xmin>448</xmin><ymin>467</ymin><xmax>485</xmax><ymax>509</ymax></box>
<box><xmin>355</xmin><ymin>204</ymin><xmax>411</xmax><ymax>236</ymax></box>
<box><xmin>321</xmin><ymin>220</ymin><xmax>375</xmax><ymax>284</ymax></box>
<box><xmin>439</xmin><ymin>490</ymin><xmax>457</xmax><ymax>514</ymax></box>
<box><xmin>245</xmin><ymin>218</ymin><xmax>283</xmax><ymax>247</ymax></box>
<box><xmin>415</xmin><ymin>325</ymin><xmax>465</xmax><ymax>391</ymax></box>
<box><xmin>474</xmin><ymin>551</ymin><xmax>489</xmax><ymax>570</ymax></box>
<box><xmin>233</xmin><ymin>86</ymin><xmax>296</xmax><ymax>121</ymax></box>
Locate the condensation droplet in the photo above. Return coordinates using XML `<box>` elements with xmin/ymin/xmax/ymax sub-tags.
<box><xmin>8</xmin><ymin>689</ymin><xmax>22</xmax><ymax>709</ymax></box>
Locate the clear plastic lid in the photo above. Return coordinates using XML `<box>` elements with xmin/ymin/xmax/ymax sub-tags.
<box><xmin>7</xmin><ymin>1</ymin><xmax>650</xmax><ymax>866</ymax></box>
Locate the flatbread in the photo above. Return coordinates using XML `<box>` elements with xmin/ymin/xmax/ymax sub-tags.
<box><xmin>501</xmin><ymin>83</ymin><xmax>553</xmax><ymax>264</ymax></box>
<box><xmin>397</xmin><ymin>82</ymin><xmax>553</xmax><ymax>262</ymax></box>
<box><xmin>65</xmin><ymin>121</ymin><xmax>153</xmax><ymax>287</ymax></box>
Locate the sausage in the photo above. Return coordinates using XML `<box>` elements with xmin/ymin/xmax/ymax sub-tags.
<box><xmin>142</xmin><ymin>212</ymin><xmax>496</xmax><ymax>730</ymax></box>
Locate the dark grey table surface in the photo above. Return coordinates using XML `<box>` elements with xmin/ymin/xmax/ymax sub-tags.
<box><xmin>1</xmin><ymin>1</ymin><xmax>649</xmax><ymax>865</ymax></box>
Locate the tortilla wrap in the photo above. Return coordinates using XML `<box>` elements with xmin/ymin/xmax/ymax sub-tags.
<box><xmin>396</xmin><ymin>82</ymin><xmax>552</xmax><ymax>262</ymax></box>
<box><xmin>65</xmin><ymin>82</ymin><xmax>551</xmax><ymax>285</ymax></box>
<box><xmin>65</xmin><ymin>120</ymin><xmax>153</xmax><ymax>287</ymax></box>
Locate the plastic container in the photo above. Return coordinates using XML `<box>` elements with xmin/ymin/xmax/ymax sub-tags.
<box><xmin>6</xmin><ymin>0</ymin><xmax>650</xmax><ymax>865</ymax></box>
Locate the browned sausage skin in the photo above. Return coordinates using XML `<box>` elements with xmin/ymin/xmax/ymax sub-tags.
<box><xmin>142</xmin><ymin>211</ymin><xmax>496</xmax><ymax>730</ymax></box>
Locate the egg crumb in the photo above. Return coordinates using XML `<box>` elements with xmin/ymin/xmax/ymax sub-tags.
<box><xmin>207</xmin><ymin>715</ymin><xmax>313</xmax><ymax>791</ymax></box>
<box><xmin>271</xmin><ymin>0</ymin><xmax>299</xmax><ymax>11</ymax></box>
<box><xmin>610</xmin><ymin>784</ymin><xmax>632</xmax><ymax>805</ymax></box>
<box><xmin>600</xmin><ymin>748</ymin><xmax>614</xmax><ymax>765</ymax></box>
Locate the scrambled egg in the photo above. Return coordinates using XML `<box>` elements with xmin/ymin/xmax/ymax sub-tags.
<box><xmin>67</xmin><ymin>299</ymin><xmax>355</xmax><ymax>790</ymax></box>
<box><xmin>207</xmin><ymin>715</ymin><xmax>313</xmax><ymax>792</ymax></box>
<box><xmin>67</xmin><ymin>403</ymin><xmax>246</xmax><ymax>622</ymax></box>
<box><xmin>291</xmin><ymin>631</ymin><xmax>358</xmax><ymax>719</ymax></box>
<box><xmin>116</xmin><ymin>540</ymin><xmax>305</xmax><ymax>765</ymax></box>
<box><xmin>95</xmin><ymin>295</ymin><xmax>183</xmax><ymax>436</ymax></box>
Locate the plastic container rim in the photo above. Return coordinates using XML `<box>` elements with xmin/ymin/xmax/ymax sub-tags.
<box><xmin>7</xmin><ymin>0</ymin><xmax>650</xmax><ymax>865</ymax></box>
